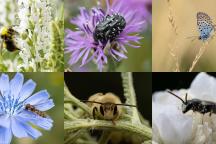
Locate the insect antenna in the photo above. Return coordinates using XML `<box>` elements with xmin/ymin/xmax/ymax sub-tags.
<box><xmin>115</xmin><ymin>103</ymin><xmax>136</xmax><ymax>107</ymax></box>
<box><xmin>81</xmin><ymin>100</ymin><xmax>104</xmax><ymax>105</ymax></box>
<box><xmin>185</xmin><ymin>93</ymin><xmax>188</xmax><ymax>103</ymax></box>
<box><xmin>82</xmin><ymin>100</ymin><xmax>136</xmax><ymax>107</ymax></box>
<box><xmin>167</xmin><ymin>90</ymin><xmax>186</xmax><ymax>104</ymax></box>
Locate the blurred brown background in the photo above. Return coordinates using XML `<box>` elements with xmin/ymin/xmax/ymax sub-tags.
<box><xmin>153</xmin><ymin>0</ymin><xmax>216</xmax><ymax>72</ymax></box>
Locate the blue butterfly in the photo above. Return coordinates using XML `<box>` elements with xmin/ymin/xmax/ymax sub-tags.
<box><xmin>197</xmin><ymin>12</ymin><xmax>216</xmax><ymax>41</ymax></box>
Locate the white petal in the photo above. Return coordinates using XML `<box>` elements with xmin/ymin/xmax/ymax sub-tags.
<box><xmin>190</xmin><ymin>72</ymin><xmax>216</xmax><ymax>102</ymax></box>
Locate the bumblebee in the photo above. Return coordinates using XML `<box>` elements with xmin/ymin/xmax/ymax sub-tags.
<box><xmin>0</xmin><ymin>26</ymin><xmax>20</xmax><ymax>53</ymax></box>
<box><xmin>83</xmin><ymin>93</ymin><xmax>136</xmax><ymax>124</ymax></box>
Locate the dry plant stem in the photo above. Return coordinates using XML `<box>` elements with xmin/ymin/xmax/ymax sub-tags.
<box><xmin>121</xmin><ymin>72</ymin><xmax>141</xmax><ymax>123</ymax></box>
<box><xmin>75</xmin><ymin>139</ymin><xmax>97</xmax><ymax>144</ymax></box>
<box><xmin>188</xmin><ymin>42</ymin><xmax>209</xmax><ymax>72</ymax></box>
<box><xmin>65</xmin><ymin>130</ymin><xmax>83</xmax><ymax>144</ymax></box>
<box><xmin>64</xmin><ymin>83</ymin><xmax>91</xmax><ymax>115</ymax></box>
<box><xmin>166</xmin><ymin>0</ymin><xmax>181</xmax><ymax>72</ymax></box>
<box><xmin>64</xmin><ymin>119</ymin><xmax>152</xmax><ymax>140</ymax></box>
<box><xmin>64</xmin><ymin>109</ymin><xmax>76</xmax><ymax>120</ymax></box>
<box><xmin>167</xmin><ymin>0</ymin><xmax>178</xmax><ymax>36</ymax></box>
<box><xmin>169</xmin><ymin>41</ymin><xmax>180</xmax><ymax>72</ymax></box>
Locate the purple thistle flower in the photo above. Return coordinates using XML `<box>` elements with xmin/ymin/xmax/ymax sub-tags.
<box><xmin>118</xmin><ymin>0</ymin><xmax>152</xmax><ymax>24</ymax></box>
<box><xmin>65</xmin><ymin>0</ymin><xmax>146</xmax><ymax>71</ymax></box>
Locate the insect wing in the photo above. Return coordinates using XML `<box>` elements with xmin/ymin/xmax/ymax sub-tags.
<box><xmin>197</xmin><ymin>12</ymin><xmax>214</xmax><ymax>40</ymax></box>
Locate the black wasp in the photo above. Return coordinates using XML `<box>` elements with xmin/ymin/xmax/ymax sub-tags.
<box><xmin>93</xmin><ymin>13</ymin><xmax>126</xmax><ymax>44</ymax></box>
<box><xmin>167</xmin><ymin>90</ymin><xmax>216</xmax><ymax>116</ymax></box>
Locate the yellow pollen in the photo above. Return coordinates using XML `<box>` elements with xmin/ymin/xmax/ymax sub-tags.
<box><xmin>1</xmin><ymin>27</ymin><xmax>8</xmax><ymax>36</ymax></box>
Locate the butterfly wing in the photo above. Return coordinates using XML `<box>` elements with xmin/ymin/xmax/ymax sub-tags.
<box><xmin>197</xmin><ymin>12</ymin><xmax>214</xmax><ymax>40</ymax></box>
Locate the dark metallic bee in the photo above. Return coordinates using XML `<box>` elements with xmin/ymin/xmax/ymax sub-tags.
<box><xmin>167</xmin><ymin>90</ymin><xmax>216</xmax><ymax>116</ymax></box>
<box><xmin>25</xmin><ymin>104</ymin><xmax>46</xmax><ymax>118</ymax></box>
<box><xmin>93</xmin><ymin>14</ymin><xmax>126</xmax><ymax>44</ymax></box>
<box><xmin>0</xmin><ymin>26</ymin><xmax>20</xmax><ymax>53</ymax></box>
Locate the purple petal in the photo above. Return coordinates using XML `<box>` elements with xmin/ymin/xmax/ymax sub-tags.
<box><xmin>111</xmin><ymin>49</ymin><xmax>127</xmax><ymax>59</ymax></box>
<box><xmin>81</xmin><ymin>48</ymin><xmax>91</xmax><ymax>66</ymax></box>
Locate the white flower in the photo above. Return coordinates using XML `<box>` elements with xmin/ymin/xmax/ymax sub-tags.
<box><xmin>0</xmin><ymin>0</ymin><xmax>63</xmax><ymax>72</ymax></box>
<box><xmin>153</xmin><ymin>73</ymin><xmax>216</xmax><ymax>144</ymax></box>
<box><xmin>16</xmin><ymin>0</ymin><xmax>51</xmax><ymax>71</ymax></box>
<box><xmin>0</xmin><ymin>0</ymin><xmax>16</xmax><ymax>25</ymax></box>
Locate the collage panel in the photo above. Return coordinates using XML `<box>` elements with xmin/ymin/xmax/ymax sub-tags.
<box><xmin>64</xmin><ymin>72</ymin><xmax>152</xmax><ymax>144</ymax></box>
<box><xmin>153</xmin><ymin>0</ymin><xmax>216</xmax><ymax>72</ymax></box>
<box><xmin>152</xmin><ymin>72</ymin><xmax>216</xmax><ymax>143</ymax></box>
<box><xmin>64</xmin><ymin>0</ymin><xmax>152</xmax><ymax>72</ymax></box>
<box><xmin>0</xmin><ymin>72</ymin><xmax>64</xmax><ymax>144</ymax></box>
<box><xmin>0</xmin><ymin>0</ymin><xmax>64</xmax><ymax>72</ymax></box>
<box><xmin>3</xmin><ymin>0</ymin><xmax>216</xmax><ymax>143</ymax></box>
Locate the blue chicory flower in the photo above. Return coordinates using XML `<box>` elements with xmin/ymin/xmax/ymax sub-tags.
<box><xmin>0</xmin><ymin>73</ymin><xmax>54</xmax><ymax>144</ymax></box>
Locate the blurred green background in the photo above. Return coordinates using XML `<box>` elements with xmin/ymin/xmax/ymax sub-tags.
<box><xmin>153</xmin><ymin>0</ymin><xmax>216</xmax><ymax>72</ymax></box>
<box><xmin>65</xmin><ymin>0</ymin><xmax>152</xmax><ymax>72</ymax></box>
<box><xmin>5</xmin><ymin>73</ymin><xmax>64</xmax><ymax>144</ymax></box>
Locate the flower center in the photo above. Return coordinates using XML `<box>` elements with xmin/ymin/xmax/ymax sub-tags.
<box><xmin>93</xmin><ymin>13</ymin><xmax>126</xmax><ymax>44</ymax></box>
<box><xmin>0</xmin><ymin>91</ymin><xmax>24</xmax><ymax>117</ymax></box>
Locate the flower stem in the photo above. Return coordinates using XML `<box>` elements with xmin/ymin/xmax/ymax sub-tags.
<box><xmin>64</xmin><ymin>119</ymin><xmax>152</xmax><ymax>140</ymax></box>
<box><xmin>188</xmin><ymin>42</ymin><xmax>209</xmax><ymax>72</ymax></box>
<box><xmin>107</xmin><ymin>57</ymin><xmax>121</xmax><ymax>72</ymax></box>
<box><xmin>121</xmin><ymin>72</ymin><xmax>141</xmax><ymax>123</ymax></box>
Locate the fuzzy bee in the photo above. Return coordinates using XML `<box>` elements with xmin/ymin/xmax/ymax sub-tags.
<box><xmin>83</xmin><ymin>93</ymin><xmax>136</xmax><ymax>124</ymax></box>
<box><xmin>0</xmin><ymin>25</ymin><xmax>20</xmax><ymax>53</ymax></box>
<box><xmin>167</xmin><ymin>90</ymin><xmax>216</xmax><ymax>116</ymax></box>
<box><xmin>25</xmin><ymin>104</ymin><xmax>46</xmax><ymax>118</ymax></box>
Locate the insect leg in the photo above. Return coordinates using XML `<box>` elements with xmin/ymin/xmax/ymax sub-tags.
<box><xmin>111</xmin><ymin>106</ymin><xmax>118</xmax><ymax>125</ymax></box>
<box><xmin>209</xmin><ymin>110</ymin><xmax>213</xmax><ymax>117</ymax></box>
<box><xmin>202</xmin><ymin>114</ymin><xmax>205</xmax><ymax>125</ymax></box>
<box><xmin>0</xmin><ymin>41</ymin><xmax>3</xmax><ymax>56</ymax></box>
<box><xmin>112</xmin><ymin>120</ymin><xmax>116</xmax><ymax>125</ymax></box>
<box><xmin>99</xmin><ymin>105</ymin><xmax>104</xmax><ymax>116</ymax></box>
<box><xmin>92</xmin><ymin>107</ymin><xmax>98</xmax><ymax>120</ymax></box>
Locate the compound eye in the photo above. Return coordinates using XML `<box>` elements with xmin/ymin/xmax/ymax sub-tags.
<box><xmin>100</xmin><ymin>106</ymin><xmax>104</xmax><ymax>116</ymax></box>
